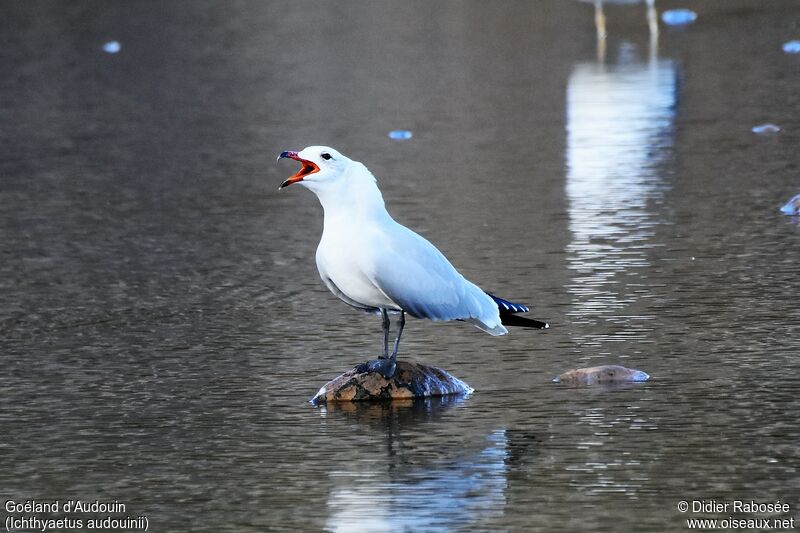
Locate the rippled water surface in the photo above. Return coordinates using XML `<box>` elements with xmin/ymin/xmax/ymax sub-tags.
<box><xmin>2</xmin><ymin>1</ymin><xmax>799</xmax><ymax>531</ymax></box>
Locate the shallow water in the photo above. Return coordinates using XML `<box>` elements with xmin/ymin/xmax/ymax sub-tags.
<box><xmin>1</xmin><ymin>1</ymin><xmax>799</xmax><ymax>531</ymax></box>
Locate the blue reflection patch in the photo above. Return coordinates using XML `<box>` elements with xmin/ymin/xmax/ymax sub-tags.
<box><xmin>661</xmin><ymin>9</ymin><xmax>697</xmax><ymax>26</ymax></box>
<box><xmin>782</xmin><ymin>40</ymin><xmax>800</xmax><ymax>54</ymax></box>
<box><xmin>103</xmin><ymin>41</ymin><xmax>121</xmax><ymax>54</ymax></box>
<box><xmin>388</xmin><ymin>130</ymin><xmax>413</xmax><ymax>140</ymax></box>
<box><xmin>780</xmin><ymin>194</ymin><xmax>800</xmax><ymax>215</ymax></box>
<box><xmin>752</xmin><ymin>123</ymin><xmax>781</xmax><ymax>135</ymax></box>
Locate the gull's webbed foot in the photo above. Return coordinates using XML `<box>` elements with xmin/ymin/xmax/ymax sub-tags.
<box><xmin>360</xmin><ymin>357</ymin><xmax>396</xmax><ymax>379</ymax></box>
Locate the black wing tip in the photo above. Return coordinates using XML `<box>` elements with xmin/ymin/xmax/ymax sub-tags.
<box><xmin>499</xmin><ymin>313</ymin><xmax>549</xmax><ymax>329</ymax></box>
<box><xmin>486</xmin><ymin>292</ymin><xmax>548</xmax><ymax>329</ymax></box>
<box><xmin>486</xmin><ymin>292</ymin><xmax>529</xmax><ymax>314</ymax></box>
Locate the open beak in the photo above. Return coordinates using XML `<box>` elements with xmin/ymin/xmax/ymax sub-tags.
<box><xmin>277</xmin><ymin>150</ymin><xmax>319</xmax><ymax>189</ymax></box>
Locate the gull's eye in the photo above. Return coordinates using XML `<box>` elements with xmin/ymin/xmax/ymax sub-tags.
<box><xmin>321</xmin><ymin>152</ymin><xmax>332</xmax><ymax>161</ymax></box>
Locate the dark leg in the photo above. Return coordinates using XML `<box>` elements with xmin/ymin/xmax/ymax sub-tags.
<box><xmin>390</xmin><ymin>311</ymin><xmax>405</xmax><ymax>362</ymax></box>
<box><xmin>382</xmin><ymin>308</ymin><xmax>389</xmax><ymax>360</ymax></box>
<box><xmin>364</xmin><ymin>309</ymin><xmax>397</xmax><ymax>378</ymax></box>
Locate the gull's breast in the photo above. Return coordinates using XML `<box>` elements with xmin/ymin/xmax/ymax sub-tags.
<box><xmin>316</xmin><ymin>231</ymin><xmax>398</xmax><ymax>312</ymax></box>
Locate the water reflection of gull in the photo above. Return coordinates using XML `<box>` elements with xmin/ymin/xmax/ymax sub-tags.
<box><xmin>578</xmin><ymin>0</ymin><xmax>659</xmax><ymax>61</ymax></box>
<box><xmin>565</xmin><ymin>42</ymin><xmax>677</xmax><ymax>333</ymax></box>
<box><xmin>566</xmin><ymin>404</ymin><xmax>657</xmax><ymax>497</ymax></box>
<box><xmin>320</xmin><ymin>401</ymin><xmax>511</xmax><ymax>532</ymax></box>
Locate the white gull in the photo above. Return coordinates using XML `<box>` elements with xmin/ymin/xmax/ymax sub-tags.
<box><xmin>278</xmin><ymin>146</ymin><xmax>548</xmax><ymax>378</ymax></box>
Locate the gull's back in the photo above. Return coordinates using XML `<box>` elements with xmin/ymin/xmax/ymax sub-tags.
<box><xmin>313</xmin><ymin>160</ymin><xmax>506</xmax><ymax>335</ymax></box>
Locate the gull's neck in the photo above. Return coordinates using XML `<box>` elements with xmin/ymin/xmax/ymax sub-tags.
<box><xmin>314</xmin><ymin>162</ymin><xmax>391</xmax><ymax>225</ymax></box>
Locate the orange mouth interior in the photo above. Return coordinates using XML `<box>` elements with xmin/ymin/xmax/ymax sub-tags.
<box><xmin>290</xmin><ymin>159</ymin><xmax>320</xmax><ymax>181</ymax></box>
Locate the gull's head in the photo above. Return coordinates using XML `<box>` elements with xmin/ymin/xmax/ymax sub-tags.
<box><xmin>277</xmin><ymin>146</ymin><xmax>350</xmax><ymax>192</ymax></box>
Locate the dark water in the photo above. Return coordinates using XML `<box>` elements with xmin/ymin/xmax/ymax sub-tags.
<box><xmin>2</xmin><ymin>1</ymin><xmax>799</xmax><ymax>531</ymax></box>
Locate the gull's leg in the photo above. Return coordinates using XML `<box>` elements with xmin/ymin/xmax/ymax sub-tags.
<box><xmin>594</xmin><ymin>0</ymin><xmax>607</xmax><ymax>40</ymax></box>
<box><xmin>382</xmin><ymin>308</ymin><xmax>390</xmax><ymax>360</ymax></box>
<box><xmin>365</xmin><ymin>309</ymin><xmax>396</xmax><ymax>378</ymax></box>
<box><xmin>390</xmin><ymin>311</ymin><xmax>405</xmax><ymax>362</ymax></box>
<box><xmin>646</xmin><ymin>0</ymin><xmax>659</xmax><ymax>55</ymax></box>
<box><xmin>594</xmin><ymin>0</ymin><xmax>607</xmax><ymax>62</ymax></box>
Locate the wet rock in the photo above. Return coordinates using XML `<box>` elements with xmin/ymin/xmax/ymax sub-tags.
<box><xmin>780</xmin><ymin>193</ymin><xmax>800</xmax><ymax>215</ymax></box>
<box><xmin>311</xmin><ymin>361</ymin><xmax>473</xmax><ymax>404</ymax></box>
<box><xmin>553</xmin><ymin>365</ymin><xmax>649</xmax><ymax>386</ymax></box>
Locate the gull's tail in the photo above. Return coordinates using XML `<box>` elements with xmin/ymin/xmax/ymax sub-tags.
<box><xmin>487</xmin><ymin>293</ymin><xmax>550</xmax><ymax>330</ymax></box>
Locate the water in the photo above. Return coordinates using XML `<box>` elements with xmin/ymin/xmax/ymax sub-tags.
<box><xmin>1</xmin><ymin>1</ymin><xmax>799</xmax><ymax>531</ymax></box>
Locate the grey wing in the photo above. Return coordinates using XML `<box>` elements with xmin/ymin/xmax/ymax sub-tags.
<box><xmin>365</xmin><ymin>226</ymin><xmax>502</xmax><ymax>329</ymax></box>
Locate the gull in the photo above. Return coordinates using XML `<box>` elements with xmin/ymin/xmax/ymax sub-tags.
<box><xmin>278</xmin><ymin>146</ymin><xmax>548</xmax><ymax>378</ymax></box>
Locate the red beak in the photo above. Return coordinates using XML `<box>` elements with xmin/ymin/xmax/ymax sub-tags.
<box><xmin>278</xmin><ymin>150</ymin><xmax>320</xmax><ymax>189</ymax></box>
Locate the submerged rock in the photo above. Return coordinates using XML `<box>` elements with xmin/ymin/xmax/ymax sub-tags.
<box><xmin>311</xmin><ymin>361</ymin><xmax>473</xmax><ymax>404</ymax></box>
<box><xmin>553</xmin><ymin>365</ymin><xmax>649</xmax><ymax>386</ymax></box>
<box><xmin>780</xmin><ymin>193</ymin><xmax>800</xmax><ymax>215</ymax></box>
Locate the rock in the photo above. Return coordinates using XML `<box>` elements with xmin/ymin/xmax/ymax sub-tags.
<box><xmin>553</xmin><ymin>365</ymin><xmax>649</xmax><ymax>386</ymax></box>
<box><xmin>311</xmin><ymin>361</ymin><xmax>474</xmax><ymax>404</ymax></box>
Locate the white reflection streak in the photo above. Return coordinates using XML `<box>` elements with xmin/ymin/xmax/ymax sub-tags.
<box><xmin>566</xmin><ymin>405</ymin><xmax>655</xmax><ymax>495</ymax></box>
<box><xmin>566</xmin><ymin>48</ymin><xmax>676</xmax><ymax>322</ymax></box>
<box><xmin>580</xmin><ymin>0</ymin><xmax>659</xmax><ymax>61</ymax></box>
<box><xmin>325</xmin><ymin>429</ymin><xmax>507</xmax><ymax>532</ymax></box>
